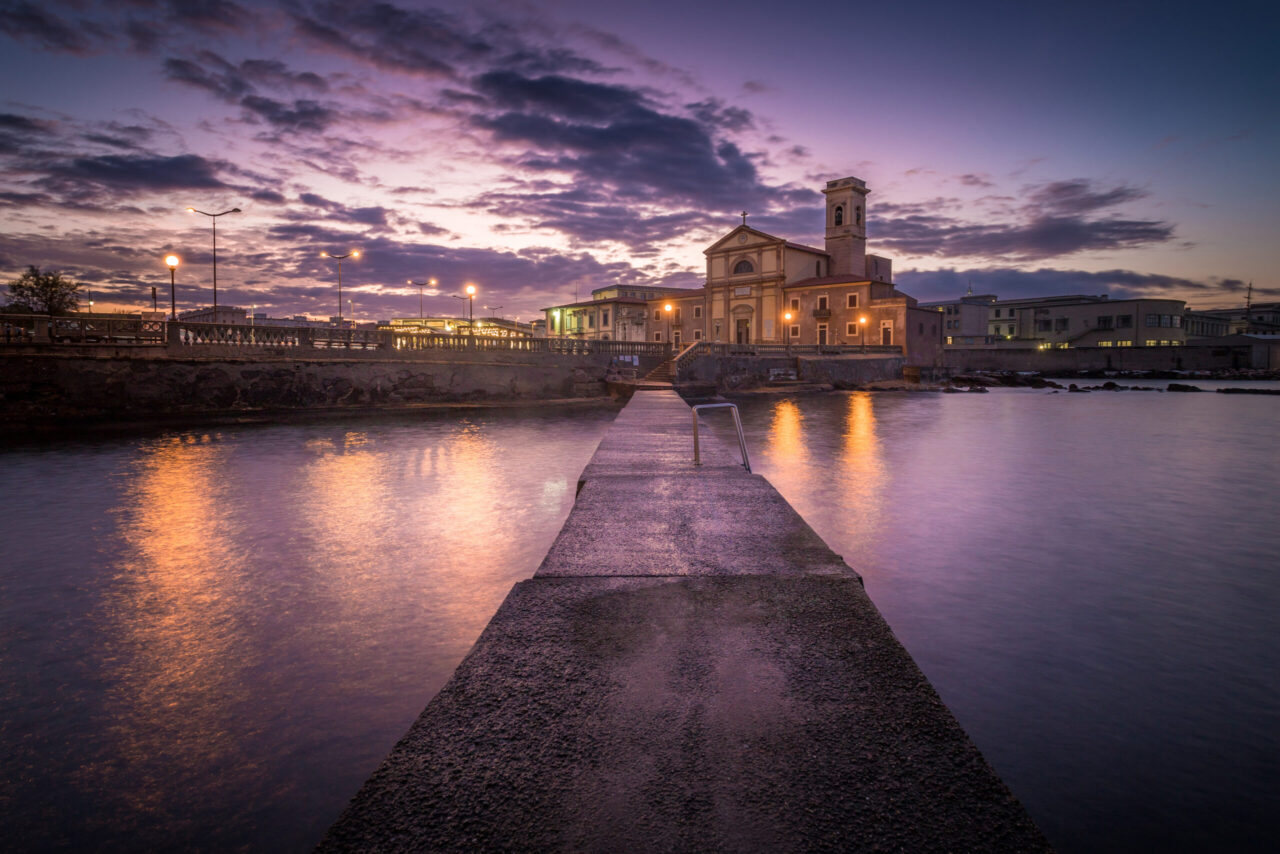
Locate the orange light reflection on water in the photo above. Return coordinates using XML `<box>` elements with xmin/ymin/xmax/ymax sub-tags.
<box><xmin>91</xmin><ymin>433</ymin><xmax>249</xmax><ymax>814</ymax></box>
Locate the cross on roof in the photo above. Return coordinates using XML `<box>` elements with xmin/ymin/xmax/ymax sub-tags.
<box><xmin>741</xmin><ymin>210</ymin><xmax>748</xmax><ymax>225</ymax></box>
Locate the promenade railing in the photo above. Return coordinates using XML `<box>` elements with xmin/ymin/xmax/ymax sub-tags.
<box><xmin>2</xmin><ymin>314</ymin><xmax>903</xmax><ymax>360</ymax></box>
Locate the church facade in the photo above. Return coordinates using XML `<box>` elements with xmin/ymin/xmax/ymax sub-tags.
<box><xmin>648</xmin><ymin>176</ymin><xmax>941</xmax><ymax>365</ymax></box>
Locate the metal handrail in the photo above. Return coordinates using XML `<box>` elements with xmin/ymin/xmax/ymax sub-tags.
<box><xmin>692</xmin><ymin>403</ymin><xmax>751</xmax><ymax>472</ymax></box>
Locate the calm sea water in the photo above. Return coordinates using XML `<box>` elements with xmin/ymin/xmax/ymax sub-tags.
<box><xmin>0</xmin><ymin>407</ymin><xmax>617</xmax><ymax>851</ymax></box>
<box><xmin>719</xmin><ymin>385</ymin><xmax>1280</xmax><ymax>853</ymax></box>
<box><xmin>2</xmin><ymin>388</ymin><xmax>1278</xmax><ymax>852</ymax></box>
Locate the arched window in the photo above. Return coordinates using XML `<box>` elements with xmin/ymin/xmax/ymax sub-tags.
<box><xmin>855</xmin><ymin>206</ymin><xmax>862</xmax><ymax>226</ymax></box>
<box><xmin>833</xmin><ymin>205</ymin><xmax>844</xmax><ymax>226</ymax></box>
<box><xmin>733</xmin><ymin>259</ymin><xmax>754</xmax><ymax>274</ymax></box>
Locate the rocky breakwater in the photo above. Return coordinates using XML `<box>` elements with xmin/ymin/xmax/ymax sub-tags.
<box><xmin>0</xmin><ymin>349</ymin><xmax>614</xmax><ymax>428</ymax></box>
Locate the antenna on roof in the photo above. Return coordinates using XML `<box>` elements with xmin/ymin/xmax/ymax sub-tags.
<box><xmin>1246</xmin><ymin>281</ymin><xmax>1253</xmax><ymax>312</ymax></box>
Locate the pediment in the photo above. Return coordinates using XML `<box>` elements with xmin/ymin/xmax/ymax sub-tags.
<box><xmin>704</xmin><ymin>225</ymin><xmax>785</xmax><ymax>255</ymax></box>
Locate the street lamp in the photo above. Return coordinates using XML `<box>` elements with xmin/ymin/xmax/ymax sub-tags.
<box><xmin>859</xmin><ymin>315</ymin><xmax>868</xmax><ymax>353</ymax></box>
<box><xmin>664</xmin><ymin>302</ymin><xmax>673</xmax><ymax>349</ymax></box>
<box><xmin>164</xmin><ymin>255</ymin><xmax>180</xmax><ymax>319</ymax></box>
<box><xmin>783</xmin><ymin>310</ymin><xmax>793</xmax><ymax>352</ymax></box>
<box><xmin>320</xmin><ymin>249</ymin><xmax>360</xmax><ymax>322</ymax></box>
<box><xmin>186</xmin><ymin>206</ymin><xmax>241</xmax><ymax>312</ymax></box>
<box><xmin>452</xmin><ymin>283</ymin><xmax>476</xmax><ymax>335</ymax></box>
<box><xmin>407</xmin><ymin>277</ymin><xmax>437</xmax><ymax>321</ymax></box>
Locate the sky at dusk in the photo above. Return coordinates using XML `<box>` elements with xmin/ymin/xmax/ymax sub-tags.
<box><xmin>0</xmin><ymin>0</ymin><xmax>1275</xmax><ymax>321</ymax></box>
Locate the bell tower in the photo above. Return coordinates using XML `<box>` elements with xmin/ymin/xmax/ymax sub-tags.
<box><xmin>822</xmin><ymin>176</ymin><xmax>869</xmax><ymax>277</ymax></box>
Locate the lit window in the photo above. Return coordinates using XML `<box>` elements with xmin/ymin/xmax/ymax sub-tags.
<box><xmin>1099</xmin><ymin>340</ymin><xmax>1113</xmax><ymax>347</ymax></box>
<box><xmin>946</xmin><ymin>336</ymin><xmax>953</xmax><ymax>344</ymax></box>
<box><xmin>1145</xmin><ymin>339</ymin><xmax>1158</xmax><ymax>346</ymax></box>
<box><xmin>1117</xmin><ymin>340</ymin><xmax>1132</xmax><ymax>347</ymax></box>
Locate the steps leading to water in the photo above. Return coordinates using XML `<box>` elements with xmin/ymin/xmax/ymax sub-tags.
<box><xmin>319</xmin><ymin>390</ymin><xmax>1049</xmax><ymax>852</ymax></box>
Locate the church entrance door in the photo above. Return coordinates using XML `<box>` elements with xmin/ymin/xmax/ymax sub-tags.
<box><xmin>816</xmin><ymin>323</ymin><xmax>828</xmax><ymax>346</ymax></box>
<box><xmin>735</xmin><ymin>318</ymin><xmax>750</xmax><ymax>344</ymax></box>
<box><xmin>881</xmin><ymin>322</ymin><xmax>893</xmax><ymax>346</ymax></box>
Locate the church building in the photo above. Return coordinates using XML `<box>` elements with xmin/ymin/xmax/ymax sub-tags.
<box><xmin>649</xmin><ymin>176</ymin><xmax>941</xmax><ymax>366</ymax></box>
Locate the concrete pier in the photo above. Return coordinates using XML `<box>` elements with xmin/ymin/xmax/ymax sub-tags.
<box><xmin>319</xmin><ymin>390</ymin><xmax>1049</xmax><ymax>851</ymax></box>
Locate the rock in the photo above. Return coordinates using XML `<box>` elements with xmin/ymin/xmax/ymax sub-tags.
<box><xmin>1167</xmin><ymin>383</ymin><xmax>1203</xmax><ymax>392</ymax></box>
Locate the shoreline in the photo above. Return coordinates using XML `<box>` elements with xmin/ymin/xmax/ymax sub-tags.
<box><xmin>0</xmin><ymin>396</ymin><xmax>623</xmax><ymax>441</ymax></box>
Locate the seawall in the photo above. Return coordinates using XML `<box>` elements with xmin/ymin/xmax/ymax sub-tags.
<box><xmin>0</xmin><ymin>347</ymin><xmax>661</xmax><ymax>425</ymax></box>
<box><xmin>319</xmin><ymin>389</ymin><xmax>1049</xmax><ymax>851</ymax></box>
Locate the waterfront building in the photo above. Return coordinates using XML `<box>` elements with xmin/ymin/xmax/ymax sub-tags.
<box><xmin>919</xmin><ymin>291</ymin><xmax>998</xmax><ymax>344</ymax></box>
<box><xmin>380</xmin><ymin>316</ymin><xmax>533</xmax><ymax>337</ymax></box>
<box><xmin>1192</xmin><ymin>302</ymin><xmax>1280</xmax><ymax>335</ymax></box>
<box><xmin>542</xmin><ymin>284</ymin><xmax>692</xmax><ymax>341</ymax></box>
<box><xmin>178</xmin><ymin>305</ymin><xmax>253</xmax><ymax>324</ymax></box>
<box><xmin>698</xmin><ymin>177</ymin><xmax>939</xmax><ymax>356</ymax></box>
<box><xmin>633</xmin><ymin>176</ymin><xmax>943</xmax><ymax>364</ymax></box>
<box><xmin>645</xmin><ymin>289</ymin><xmax>707</xmax><ymax>345</ymax></box>
<box><xmin>974</xmin><ymin>295</ymin><xmax>1189</xmax><ymax>349</ymax></box>
<box><xmin>1183</xmin><ymin>310</ymin><xmax>1232</xmax><ymax>338</ymax></box>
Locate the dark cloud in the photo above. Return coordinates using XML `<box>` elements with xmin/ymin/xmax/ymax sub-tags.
<box><xmin>162</xmin><ymin>0</ymin><xmax>253</xmax><ymax>34</ymax></box>
<box><xmin>471</xmin><ymin>70</ymin><xmax>815</xmax><ymax>219</ymax></box>
<box><xmin>165</xmin><ymin>52</ymin><xmax>336</xmax><ymax>133</ymax></box>
<box><xmin>897</xmin><ymin>267</ymin><xmax>1266</xmax><ymax>305</ymax></box>
<box><xmin>0</xmin><ymin>2</ymin><xmax>93</xmax><ymax>54</ymax></box>
<box><xmin>1026</xmin><ymin>179</ymin><xmax>1146</xmax><ymax>215</ymax></box>
<box><xmin>289</xmin><ymin>1</ymin><xmax>490</xmax><ymax>78</ymax></box>
<box><xmin>686</xmin><ymin>99</ymin><xmax>754</xmax><ymax>132</ymax></box>
<box><xmin>250</xmin><ymin>189</ymin><xmax>286</xmax><ymax>204</ymax></box>
<box><xmin>874</xmin><ymin>179</ymin><xmax>1173</xmax><ymax>261</ymax></box>
<box><xmin>473</xmin><ymin>70</ymin><xmax>644</xmax><ymax>120</ymax></box>
<box><xmin>294</xmin><ymin>193</ymin><xmax>390</xmax><ymax>228</ymax></box>
<box><xmin>239</xmin><ymin>95</ymin><xmax>337</xmax><ymax>133</ymax></box>
<box><xmin>875</xmin><ymin>213</ymin><xmax>1173</xmax><ymax>260</ymax></box>
<box><xmin>37</xmin><ymin>153</ymin><xmax>230</xmax><ymax>198</ymax></box>
<box><xmin>957</xmin><ymin>173</ymin><xmax>993</xmax><ymax>188</ymax></box>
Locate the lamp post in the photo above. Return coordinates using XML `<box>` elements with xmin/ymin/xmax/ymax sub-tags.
<box><xmin>186</xmin><ymin>206</ymin><xmax>241</xmax><ymax>312</ymax></box>
<box><xmin>320</xmin><ymin>249</ymin><xmax>360</xmax><ymax>322</ymax></box>
<box><xmin>859</xmin><ymin>315</ymin><xmax>868</xmax><ymax>353</ymax></box>
<box><xmin>783</xmin><ymin>310</ymin><xmax>793</xmax><ymax>353</ymax></box>
<box><xmin>165</xmin><ymin>255</ymin><xmax>180</xmax><ymax>320</ymax></box>
<box><xmin>664</xmin><ymin>302</ymin><xmax>673</xmax><ymax>350</ymax></box>
<box><xmin>407</xmin><ymin>278</ymin><xmax>437</xmax><ymax>321</ymax></box>
<box><xmin>452</xmin><ymin>283</ymin><xmax>476</xmax><ymax>335</ymax></box>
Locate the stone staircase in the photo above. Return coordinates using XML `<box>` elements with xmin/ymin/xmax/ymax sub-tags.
<box><xmin>640</xmin><ymin>358</ymin><xmax>676</xmax><ymax>385</ymax></box>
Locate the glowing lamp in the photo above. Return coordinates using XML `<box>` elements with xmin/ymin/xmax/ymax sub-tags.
<box><xmin>165</xmin><ymin>255</ymin><xmax>180</xmax><ymax>269</ymax></box>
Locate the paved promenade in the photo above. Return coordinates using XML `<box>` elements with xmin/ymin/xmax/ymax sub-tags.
<box><xmin>319</xmin><ymin>390</ymin><xmax>1050</xmax><ymax>852</ymax></box>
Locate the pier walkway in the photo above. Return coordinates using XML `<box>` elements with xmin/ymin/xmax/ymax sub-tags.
<box><xmin>320</xmin><ymin>390</ymin><xmax>1049</xmax><ymax>851</ymax></box>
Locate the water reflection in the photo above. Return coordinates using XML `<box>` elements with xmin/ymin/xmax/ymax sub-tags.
<box><xmin>729</xmin><ymin>388</ymin><xmax>1280</xmax><ymax>853</ymax></box>
<box><xmin>0</xmin><ymin>407</ymin><xmax>617</xmax><ymax>851</ymax></box>
<box><xmin>766</xmin><ymin>399</ymin><xmax>807</xmax><ymax>465</ymax></box>
<box><xmin>92</xmin><ymin>434</ymin><xmax>251</xmax><ymax>823</ymax></box>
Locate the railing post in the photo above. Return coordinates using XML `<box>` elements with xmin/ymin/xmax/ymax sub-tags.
<box><xmin>166</xmin><ymin>321</ymin><xmax>182</xmax><ymax>348</ymax></box>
